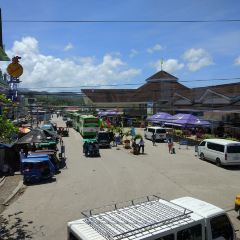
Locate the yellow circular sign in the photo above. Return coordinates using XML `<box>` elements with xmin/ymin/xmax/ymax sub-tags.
<box><xmin>7</xmin><ymin>62</ymin><xmax>23</xmax><ymax>78</ymax></box>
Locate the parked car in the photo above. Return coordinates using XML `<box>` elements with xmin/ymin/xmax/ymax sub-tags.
<box><xmin>198</xmin><ymin>138</ymin><xmax>240</xmax><ymax>167</ymax></box>
<box><xmin>144</xmin><ymin>127</ymin><xmax>167</xmax><ymax>141</ymax></box>
<box><xmin>68</xmin><ymin>195</ymin><xmax>237</xmax><ymax>240</ymax></box>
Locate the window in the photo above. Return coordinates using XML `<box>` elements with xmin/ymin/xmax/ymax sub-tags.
<box><xmin>210</xmin><ymin>214</ymin><xmax>233</xmax><ymax>240</ymax></box>
<box><xmin>69</xmin><ymin>232</ymin><xmax>81</xmax><ymax>240</ymax></box>
<box><xmin>156</xmin><ymin>129</ymin><xmax>166</xmax><ymax>134</ymax></box>
<box><xmin>177</xmin><ymin>224</ymin><xmax>202</xmax><ymax>240</ymax></box>
<box><xmin>207</xmin><ymin>143</ymin><xmax>224</xmax><ymax>152</ymax></box>
<box><xmin>155</xmin><ymin>233</ymin><xmax>174</xmax><ymax>240</ymax></box>
<box><xmin>227</xmin><ymin>145</ymin><xmax>240</xmax><ymax>153</ymax></box>
<box><xmin>148</xmin><ymin>128</ymin><xmax>155</xmax><ymax>133</ymax></box>
<box><xmin>199</xmin><ymin>141</ymin><xmax>206</xmax><ymax>146</ymax></box>
<box><xmin>85</xmin><ymin>118</ymin><xmax>98</xmax><ymax>124</ymax></box>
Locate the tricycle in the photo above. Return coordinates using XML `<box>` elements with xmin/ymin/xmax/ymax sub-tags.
<box><xmin>20</xmin><ymin>154</ymin><xmax>55</xmax><ymax>184</ymax></box>
<box><xmin>57</xmin><ymin>127</ymin><xmax>69</xmax><ymax>137</ymax></box>
<box><xmin>83</xmin><ymin>139</ymin><xmax>100</xmax><ymax>157</ymax></box>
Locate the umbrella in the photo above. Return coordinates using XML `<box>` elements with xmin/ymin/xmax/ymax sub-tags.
<box><xmin>19</xmin><ymin>127</ymin><xmax>31</xmax><ymax>134</ymax></box>
<box><xmin>16</xmin><ymin>128</ymin><xmax>48</xmax><ymax>144</ymax></box>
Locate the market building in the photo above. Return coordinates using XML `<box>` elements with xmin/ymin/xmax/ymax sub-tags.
<box><xmin>82</xmin><ymin>70</ymin><xmax>240</xmax><ymax>125</ymax></box>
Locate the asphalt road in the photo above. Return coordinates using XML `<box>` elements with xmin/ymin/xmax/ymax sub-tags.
<box><xmin>1</xmin><ymin>116</ymin><xmax>240</xmax><ymax>239</ymax></box>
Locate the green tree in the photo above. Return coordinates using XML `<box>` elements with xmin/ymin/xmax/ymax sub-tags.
<box><xmin>0</xmin><ymin>94</ymin><xmax>18</xmax><ymax>143</ymax></box>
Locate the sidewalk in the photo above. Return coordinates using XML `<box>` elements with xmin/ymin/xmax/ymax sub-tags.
<box><xmin>0</xmin><ymin>175</ymin><xmax>23</xmax><ymax>214</ymax></box>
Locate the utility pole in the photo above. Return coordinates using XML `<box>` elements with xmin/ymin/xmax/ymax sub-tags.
<box><xmin>0</xmin><ymin>8</ymin><xmax>10</xmax><ymax>61</ymax></box>
<box><xmin>0</xmin><ymin>8</ymin><xmax>3</xmax><ymax>50</ymax></box>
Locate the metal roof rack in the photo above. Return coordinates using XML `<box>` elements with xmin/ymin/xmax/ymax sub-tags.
<box><xmin>81</xmin><ymin>195</ymin><xmax>193</xmax><ymax>240</ymax></box>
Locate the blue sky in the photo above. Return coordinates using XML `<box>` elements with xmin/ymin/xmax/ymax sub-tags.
<box><xmin>0</xmin><ymin>0</ymin><xmax>240</xmax><ymax>91</ymax></box>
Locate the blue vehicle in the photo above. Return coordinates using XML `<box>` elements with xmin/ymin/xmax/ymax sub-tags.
<box><xmin>21</xmin><ymin>154</ymin><xmax>55</xmax><ymax>184</ymax></box>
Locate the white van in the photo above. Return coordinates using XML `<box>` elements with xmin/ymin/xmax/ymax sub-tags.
<box><xmin>144</xmin><ymin>127</ymin><xmax>167</xmax><ymax>141</ymax></box>
<box><xmin>198</xmin><ymin>138</ymin><xmax>240</xmax><ymax>167</ymax></box>
<box><xmin>67</xmin><ymin>195</ymin><xmax>236</xmax><ymax>240</ymax></box>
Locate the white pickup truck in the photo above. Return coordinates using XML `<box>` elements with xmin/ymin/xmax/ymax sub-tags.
<box><xmin>67</xmin><ymin>195</ymin><xmax>237</xmax><ymax>240</ymax></box>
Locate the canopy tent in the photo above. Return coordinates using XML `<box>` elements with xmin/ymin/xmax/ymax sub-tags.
<box><xmin>16</xmin><ymin>128</ymin><xmax>59</xmax><ymax>144</ymax></box>
<box><xmin>98</xmin><ymin>109</ymin><xmax>123</xmax><ymax>117</ymax></box>
<box><xmin>164</xmin><ymin>113</ymin><xmax>210</xmax><ymax>127</ymax></box>
<box><xmin>146</xmin><ymin>112</ymin><xmax>172</xmax><ymax>123</ymax></box>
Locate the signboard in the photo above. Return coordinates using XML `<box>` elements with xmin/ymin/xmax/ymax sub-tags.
<box><xmin>7</xmin><ymin>56</ymin><xmax>23</xmax><ymax>78</ymax></box>
<box><xmin>7</xmin><ymin>62</ymin><xmax>23</xmax><ymax>78</ymax></box>
<box><xmin>147</xmin><ymin>102</ymin><xmax>153</xmax><ymax>116</ymax></box>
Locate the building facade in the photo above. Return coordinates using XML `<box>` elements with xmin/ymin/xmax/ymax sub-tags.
<box><xmin>82</xmin><ymin>70</ymin><xmax>240</xmax><ymax>122</ymax></box>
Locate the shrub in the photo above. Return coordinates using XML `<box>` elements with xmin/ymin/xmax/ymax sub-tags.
<box><xmin>134</xmin><ymin>134</ymin><xmax>142</xmax><ymax>140</ymax></box>
<box><xmin>175</xmin><ymin>129</ymin><xmax>183</xmax><ymax>137</ymax></box>
<box><xmin>225</xmin><ymin>137</ymin><xmax>239</xmax><ymax>141</ymax></box>
<box><xmin>203</xmin><ymin>134</ymin><xmax>215</xmax><ymax>139</ymax></box>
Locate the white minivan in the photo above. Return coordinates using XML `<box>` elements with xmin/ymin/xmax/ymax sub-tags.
<box><xmin>67</xmin><ymin>195</ymin><xmax>237</xmax><ymax>240</ymax></box>
<box><xmin>144</xmin><ymin>126</ymin><xmax>167</xmax><ymax>141</ymax></box>
<box><xmin>198</xmin><ymin>138</ymin><xmax>240</xmax><ymax>166</ymax></box>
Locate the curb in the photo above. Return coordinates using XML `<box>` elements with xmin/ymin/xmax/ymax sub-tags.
<box><xmin>0</xmin><ymin>176</ymin><xmax>6</xmax><ymax>188</ymax></box>
<box><xmin>2</xmin><ymin>180</ymin><xmax>24</xmax><ymax>206</ymax></box>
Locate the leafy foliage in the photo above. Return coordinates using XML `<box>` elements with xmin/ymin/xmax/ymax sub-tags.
<box><xmin>0</xmin><ymin>94</ymin><xmax>18</xmax><ymax>143</ymax></box>
<box><xmin>134</xmin><ymin>134</ymin><xmax>142</xmax><ymax>140</ymax></box>
<box><xmin>35</xmin><ymin>95</ymin><xmax>84</xmax><ymax>106</ymax></box>
<box><xmin>174</xmin><ymin>129</ymin><xmax>183</xmax><ymax>137</ymax></box>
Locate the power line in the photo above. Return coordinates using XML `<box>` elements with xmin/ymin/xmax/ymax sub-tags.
<box><xmin>4</xmin><ymin>19</ymin><xmax>240</xmax><ymax>23</ymax></box>
<box><xmin>17</xmin><ymin>77</ymin><xmax>240</xmax><ymax>90</ymax></box>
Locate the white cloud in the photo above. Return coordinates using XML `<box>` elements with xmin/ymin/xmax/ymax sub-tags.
<box><xmin>155</xmin><ymin>59</ymin><xmax>184</xmax><ymax>73</ymax></box>
<box><xmin>5</xmin><ymin>37</ymin><xmax>141</xmax><ymax>90</ymax></box>
<box><xmin>64</xmin><ymin>43</ymin><xmax>73</xmax><ymax>51</ymax></box>
<box><xmin>234</xmin><ymin>56</ymin><xmax>240</xmax><ymax>65</ymax></box>
<box><xmin>129</xmin><ymin>49</ymin><xmax>138</xmax><ymax>58</ymax></box>
<box><xmin>147</xmin><ymin>44</ymin><xmax>162</xmax><ymax>53</ymax></box>
<box><xmin>183</xmin><ymin>48</ymin><xmax>213</xmax><ymax>71</ymax></box>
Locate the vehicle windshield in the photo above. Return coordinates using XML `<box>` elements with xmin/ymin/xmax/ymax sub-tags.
<box><xmin>98</xmin><ymin>133</ymin><xmax>110</xmax><ymax>140</ymax></box>
<box><xmin>227</xmin><ymin>145</ymin><xmax>240</xmax><ymax>153</ymax></box>
<box><xmin>85</xmin><ymin>119</ymin><xmax>98</xmax><ymax>124</ymax></box>
<box><xmin>210</xmin><ymin>214</ymin><xmax>233</xmax><ymax>240</ymax></box>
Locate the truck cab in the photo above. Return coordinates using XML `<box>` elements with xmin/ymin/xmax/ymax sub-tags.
<box><xmin>68</xmin><ymin>195</ymin><xmax>236</xmax><ymax>240</ymax></box>
<box><xmin>172</xmin><ymin>197</ymin><xmax>236</xmax><ymax>240</ymax></box>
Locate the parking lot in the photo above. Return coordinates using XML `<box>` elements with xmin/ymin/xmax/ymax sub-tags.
<box><xmin>1</xmin><ymin>116</ymin><xmax>240</xmax><ymax>239</ymax></box>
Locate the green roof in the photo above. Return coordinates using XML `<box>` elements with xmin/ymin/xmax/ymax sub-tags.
<box><xmin>0</xmin><ymin>47</ymin><xmax>10</xmax><ymax>61</ymax></box>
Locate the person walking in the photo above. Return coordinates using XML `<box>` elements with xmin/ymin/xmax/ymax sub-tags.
<box><xmin>139</xmin><ymin>137</ymin><xmax>145</xmax><ymax>154</ymax></box>
<box><xmin>168</xmin><ymin>137</ymin><xmax>173</xmax><ymax>154</ymax></box>
<box><xmin>152</xmin><ymin>133</ymin><xmax>156</xmax><ymax>146</ymax></box>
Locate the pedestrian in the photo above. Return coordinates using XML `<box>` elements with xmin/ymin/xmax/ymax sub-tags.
<box><xmin>115</xmin><ymin>135</ymin><xmax>121</xmax><ymax>147</ymax></box>
<box><xmin>139</xmin><ymin>137</ymin><xmax>145</xmax><ymax>154</ymax></box>
<box><xmin>109</xmin><ymin>131</ymin><xmax>114</xmax><ymax>146</ymax></box>
<box><xmin>152</xmin><ymin>133</ymin><xmax>156</xmax><ymax>146</ymax></box>
<box><xmin>168</xmin><ymin>138</ymin><xmax>173</xmax><ymax>154</ymax></box>
<box><xmin>23</xmin><ymin>144</ymin><xmax>29</xmax><ymax>157</ymax></box>
<box><xmin>131</xmin><ymin>139</ymin><xmax>139</xmax><ymax>155</ymax></box>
